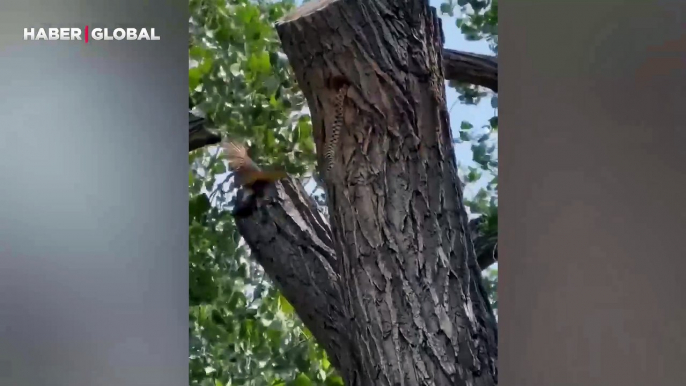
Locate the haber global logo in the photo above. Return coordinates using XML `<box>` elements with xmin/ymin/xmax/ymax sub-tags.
<box><xmin>23</xmin><ymin>27</ymin><xmax>160</xmax><ymax>43</ymax></box>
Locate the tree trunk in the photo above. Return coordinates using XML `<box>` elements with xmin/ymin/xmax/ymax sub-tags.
<box><xmin>245</xmin><ymin>0</ymin><xmax>498</xmax><ymax>385</ymax></box>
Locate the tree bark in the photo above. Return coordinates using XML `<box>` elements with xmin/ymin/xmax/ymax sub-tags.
<box><xmin>443</xmin><ymin>49</ymin><xmax>497</xmax><ymax>92</ymax></box>
<box><xmin>189</xmin><ymin>113</ymin><xmax>221</xmax><ymax>152</ymax></box>
<box><xmin>247</xmin><ymin>1</ymin><xmax>500</xmax><ymax>385</ymax></box>
<box><xmin>232</xmin><ymin>178</ymin><xmax>357</xmax><ymax>371</ymax></box>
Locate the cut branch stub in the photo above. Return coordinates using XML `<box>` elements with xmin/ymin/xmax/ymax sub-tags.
<box><xmin>189</xmin><ymin>113</ymin><xmax>221</xmax><ymax>152</ymax></box>
<box><xmin>443</xmin><ymin>49</ymin><xmax>498</xmax><ymax>92</ymax></box>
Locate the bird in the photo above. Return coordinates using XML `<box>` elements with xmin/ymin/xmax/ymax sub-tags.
<box><xmin>222</xmin><ymin>141</ymin><xmax>288</xmax><ymax>216</ymax></box>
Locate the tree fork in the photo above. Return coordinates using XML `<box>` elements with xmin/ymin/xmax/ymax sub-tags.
<box><xmin>262</xmin><ymin>0</ymin><xmax>499</xmax><ymax>384</ymax></box>
<box><xmin>188</xmin><ymin>113</ymin><xmax>498</xmax><ymax>271</ymax></box>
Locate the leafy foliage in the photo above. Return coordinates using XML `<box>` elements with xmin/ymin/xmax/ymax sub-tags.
<box><xmin>189</xmin><ymin>1</ymin><xmax>337</xmax><ymax>385</ymax></box>
<box><xmin>440</xmin><ymin>0</ymin><xmax>498</xmax><ymax>52</ymax></box>
<box><xmin>190</xmin><ymin>0</ymin><xmax>317</xmax><ymax>177</ymax></box>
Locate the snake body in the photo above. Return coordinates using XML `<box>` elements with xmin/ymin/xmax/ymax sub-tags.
<box><xmin>325</xmin><ymin>84</ymin><xmax>348</xmax><ymax>172</ymax></box>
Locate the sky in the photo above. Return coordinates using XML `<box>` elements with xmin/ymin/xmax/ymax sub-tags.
<box><xmin>430</xmin><ymin>0</ymin><xmax>498</xmax><ymax>201</ymax></box>
<box><xmin>429</xmin><ymin>0</ymin><xmax>499</xmax><ymax>272</ymax></box>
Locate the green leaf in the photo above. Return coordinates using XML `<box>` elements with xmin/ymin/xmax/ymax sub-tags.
<box><xmin>269</xmin><ymin>51</ymin><xmax>281</xmax><ymax>67</ymax></box>
<box><xmin>189</xmin><ymin>67</ymin><xmax>204</xmax><ymax>91</ymax></box>
<box><xmin>189</xmin><ymin>194</ymin><xmax>211</xmax><ymax>221</ymax></box>
<box><xmin>229</xmin><ymin>62</ymin><xmax>241</xmax><ymax>77</ymax></box>
<box><xmin>466</xmin><ymin>167</ymin><xmax>481</xmax><ymax>183</ymax></box>
<box><xmin>489</xmin><ymin>116</ymin><xmax>498</xmax><ymax>130</ymax></box>
<box><xmin>291</xmin><ymin>373</ymin><xmax>312</xmax><ymax>386</ymax></box>
<box><xmin>279</xmin><ymin>294</ymin><xmax>295</xmax><ymax>316</ymax></box>
<box><xmin>189</xmin><ymin>46</ymin><xmax>205</xmax><ymax>60</ymax></box>
<box><xmin>248</xmin><ymin>52</ymin><xmax>272</xmax><ymax>75</ymax></box>
<box><xmin>213</xmin><ymin>161</ymin><xmax>227</xmax><ymax>175</ymax></box>
<box><xmin>439</xmin><ymin>3</ymin><xmax>454</xmax><ymax>16</ymax></box>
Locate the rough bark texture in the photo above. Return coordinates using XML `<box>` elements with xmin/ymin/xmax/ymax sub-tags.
<box><xmin>261</xmin><ymin>0</ymin><xmax>499</xmax><ymax>385</ymax></box>
<box><xmin>233</xmin><ymin>178</ymin><xmax>359</xmax><ymax>372</ymax></box>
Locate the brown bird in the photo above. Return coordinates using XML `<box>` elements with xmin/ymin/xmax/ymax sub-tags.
<box><xmin>222</xmin><ymin>141</ymin><xmax>287</xmax><ymax>217</ymax></box>
<box><xmin>222</xmin><ymin>141</ymin><xmax>287</xmax><ymax>189</ymax></box>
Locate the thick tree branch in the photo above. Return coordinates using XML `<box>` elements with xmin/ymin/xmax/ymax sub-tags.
<box><xmin>443</xmin><ymin>49</ymin><xmax>498</xmax><ymax>92</ymax></box>
<box><xmin>232</xmin><ymin>179</ymin><xmax>354</xmax><ymax>371</ymax></box>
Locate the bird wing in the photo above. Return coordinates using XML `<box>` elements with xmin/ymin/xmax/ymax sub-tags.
<box><xmin>222</xmin><ymin>140</ymin><xmax>267</xmax><ymax>187</ymax></box>
<box><xmin>222</xmin><ymin>141</ymin><xmax>260</xmax><ymax>172</ymax></box>
<box><xmin>222</xmin><ymin>140</ymin><xmax>287</xmax><ymax>188</ymax></box>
